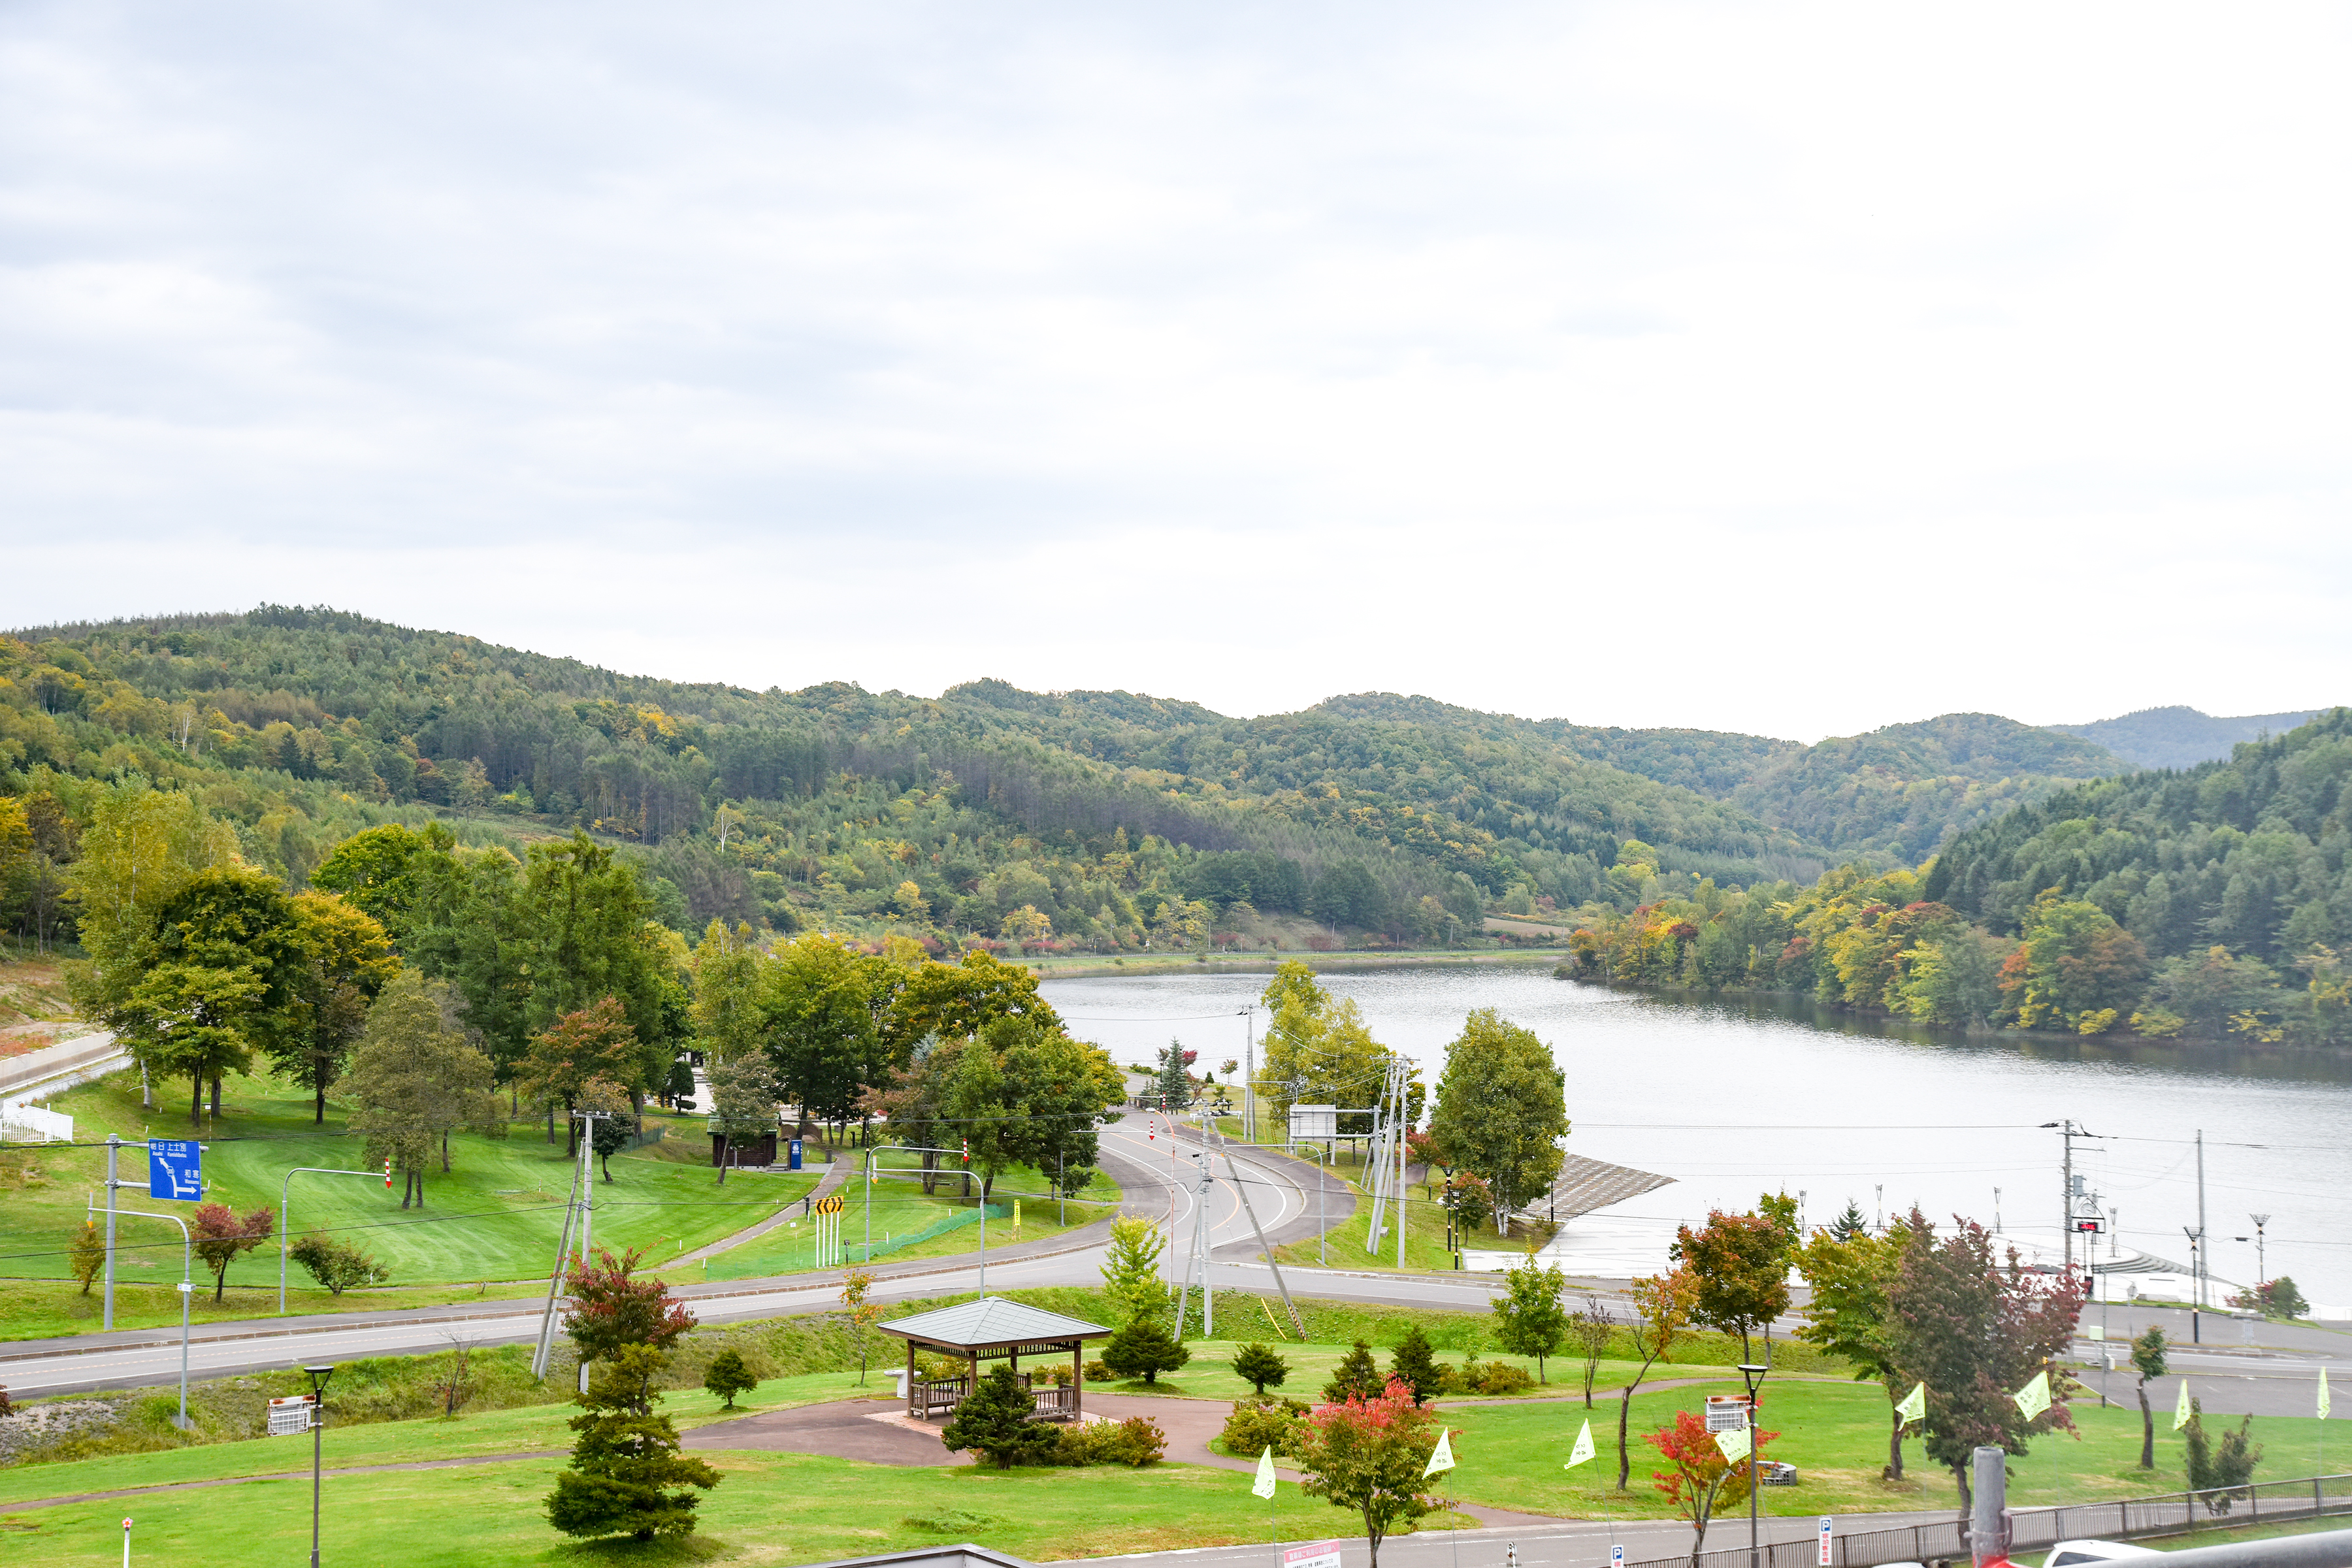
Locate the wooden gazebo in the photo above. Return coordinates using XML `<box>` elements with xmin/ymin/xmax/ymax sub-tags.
<box><xmin>881</xmin><ymin>1298</ymin><xmax>1113</xmax><ymax>1424</ymax></box>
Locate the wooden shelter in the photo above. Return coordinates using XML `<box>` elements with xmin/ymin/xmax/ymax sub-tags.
<box><xmin>879</xmin><ymin>1298</ymin><xmax>1112</xmax><ymax>1424</ymax></box>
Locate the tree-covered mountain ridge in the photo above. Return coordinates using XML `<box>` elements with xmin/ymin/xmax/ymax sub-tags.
<box><xmin>0</xmin><ymin>604</ymin><xmax>2266</xmax><ymax>955</ymax></box>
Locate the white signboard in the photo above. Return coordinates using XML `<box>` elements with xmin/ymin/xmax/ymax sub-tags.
<box><xmin>1289</xmin><ymin>1105</ymin><xmax>1337</xmax><ymax>1140</ymax></box>
<box><xmin>267</xmin><ymin>1396</ymin><xmax>313</xmax><ymax>1437</ymax></box>
<box><xmin>1705</xmin><ymin>1395</ymin><xmax>1752</xmax><ymax>1433</ymax></box>
<box><xmin>1284</xmin><ymin>1542</ymin><xmax>1343</xmax><ymax>1568</ymax></box>
<box><xmin>1818</xmin><ymin>1517</ymin><xmax>1833</xmax><ymax>1567</ymax></box>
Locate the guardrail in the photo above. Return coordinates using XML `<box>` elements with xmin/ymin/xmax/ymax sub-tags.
<box><xmin>1620</xmin><ymin>1473</ymin><xmax>2352</xmax><ymax>1568</ymax></box>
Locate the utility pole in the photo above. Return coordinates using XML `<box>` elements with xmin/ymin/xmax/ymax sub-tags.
<box><xmin>104</xmin><ymin>1134</ymin><xmax>121</xmax><ymax>1331</ymax></box>
<box><xmin>1243</xmin><ymin>1005</ymin><xmax>1257</xmax><ymax>1145</ymax></box>
<box><xmin>2195</xmin><ymin>1130</ymin><xmax>2207</xmax><ymax>1311</ymax></box>
<box><xmin>2061</xmin><ymin>1123</ymin><xmax>2074</xmax><ymax>1275</ymax></box>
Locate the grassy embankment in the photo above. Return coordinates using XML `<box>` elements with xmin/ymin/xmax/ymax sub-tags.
<box><xmin>0</xmin><ymin>1065</ymin><xmax>812</xmax><ymax>1340</ymax></box>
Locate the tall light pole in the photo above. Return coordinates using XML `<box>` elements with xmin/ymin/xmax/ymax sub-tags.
<box><xmin>305</xmin><ymin>1363</ymin><xmax>336</xmax><ymax>1568</ymax></box>
<box><xmin>1739</xmin><ymin>1362</ymin><xmax>1771</xmax><ymax>1568</ymax></box>
<box><xmin>2249</xmin><ymin>1213</ymin><xmax>2270</xmax><ymax>1290</ymax></box>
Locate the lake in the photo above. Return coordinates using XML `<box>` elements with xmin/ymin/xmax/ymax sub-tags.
<box><xmin>1040</xmin><ymin>962</ymin><xmax>2352</xmax><ymax>1311</ymax></box>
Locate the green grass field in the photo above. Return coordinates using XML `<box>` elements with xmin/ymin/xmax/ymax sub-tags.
<box><xmin>9</xmin><ymin>1345</ymin><xmax>2344</xmax><ymax>1566</ymax></box>
<box><xmin>0</xmin><ymin>1066</ymin><xmax>811</xmax><ymax>1324</ymax></box>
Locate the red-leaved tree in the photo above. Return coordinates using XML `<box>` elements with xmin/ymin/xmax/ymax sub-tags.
<box><xmin>191</xmin><ymin>1202</ymin><xmax>275</xmax><ymax>1301</ymax></box>
<box><xmin>1293</xmin><ymin>1376</ymin><xmax>1441</xmax><ymax>1568</ymax></box>
<box><xmin>564</xmin><ymin>1247</ymin><xmax>696</xmax><ymax>1369</ymax></box>
<box><xmin>1646</xmin><ymin>1407</ymin><xmax>1780</xmax><ymax>1568</ymax></box>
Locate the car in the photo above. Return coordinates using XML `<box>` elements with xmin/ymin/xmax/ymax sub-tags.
<box><xmin>2046</xmin><ymin>1540</ymin><xmax>2161</xmax><ymax>1566</ymax></box>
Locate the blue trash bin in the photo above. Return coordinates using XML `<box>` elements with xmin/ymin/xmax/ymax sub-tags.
<box><xmin>788</xmin><ymin>1139</ymin><xmax>803</xmax><ymax>1170</ymax></box>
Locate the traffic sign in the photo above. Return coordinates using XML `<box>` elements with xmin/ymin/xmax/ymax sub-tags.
<box><xmin>148</xmin><ymin>1139</ymin><xmax>202</xmax><ymax>1201</ymax></box>
<box><xmin>1818</xmin><ymin>1517</ymin><xmax>1833</xmax><ymax>1566</ymax></box>
<box><xmin>814</xmin><ymin>1195</ymin><xmax>844</xmax><ymax>1215</ymax></box>
<box><xmin>1611</xmin><ymin>1546</ymin><xmax>1625</xmax><ymax>1568</ymax></box>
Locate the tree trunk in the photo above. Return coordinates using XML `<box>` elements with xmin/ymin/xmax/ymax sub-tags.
<box><xmin>1618</xmin><ymin>1372</ymin><xmax>1644</xmax><ymax>1490</ymax></box>
<box><xmin>1739</xmin><ymin>1326</ymin><xmax>1752</xmax><ymax>1362</ymax></box>
<box><xmin>2138</xmin><ymin>1381</ymin><xmax>2155</xmax><ymax>1469</ymax></box>
<box><xmin>191</xmin><ymin>1073</ymin><xmax>204</xmax><ymax>1124</ymax></box>
<box><xmin>716</xmin><ymin>1134</ymin><xmax>729</xmax><ymax>1185</ymax></box>
<box><xmin>316</xmin><ymin>1081</ymin><xmax>327</xmax><ymax>1124</ymax></box>
<box><xmin>1955</xmin><ymin>1459</ymin><xmax>1972</xmax><ymax>1519</ymax></box>
<box><xmin>210</xmin><ymin>1076</ymin><xmax>222</xmax><ymax>1118</ymax></box>
<box><xmin>1886</xmin><ymin>1399</ymin><xmax>1906</xmax><ymax>1480</ymax></box>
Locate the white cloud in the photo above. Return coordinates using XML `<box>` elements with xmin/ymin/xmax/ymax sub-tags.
<box><xmin>4</xmin><ymin>1</ymin><xmax>2349</xmax><ymax>738</ymax></box>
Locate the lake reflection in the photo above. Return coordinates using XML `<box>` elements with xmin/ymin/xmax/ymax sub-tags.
<box><xmin>1041</xmin><ymin>962</ymin><xmax>2352</xmax><ymax>1308</ymax></box>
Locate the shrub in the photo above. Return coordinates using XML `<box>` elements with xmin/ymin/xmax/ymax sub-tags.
<box><xmin>287</xmin><ymin>1232</ymin><xmax>391</xmax><ymax>1296</ymax></box>
<box><xmin>702</xmin><ymin>1348</ymin><xmax>757</xmax><ymax>1410</ymax></box>
<box><xmin>1101</xmin><ymin>1318</ymin><xmax>1190</xmax><ymax>1383</ymax></box>
<box><xmin>1233</xmin><ymin>1341</ymin><xmax>1290</xmax><ymax>1394</ymax></box>
<box><xmin>1058</xmin><ymin>1414</ymin><xmax>1167</xmax><ymax>1467</ymax></box>
<box><xmin>1083</xmin><ymin>1359</ymin><xmax>1115</xmax><ymax>1382</ymax></box>
<box><xmin>915</xmin><ymin>1352</ymin><xmax>968</xmax><ymax>1382</ymax></box>
<box><xmin>1221</xmin><ymin>1398</ymin><xmax>1302</xmax><ymax>1460</ymax></box>
<box><xmin>1477</xmin><ymin>1362</ymin><xmax>1535</xmax><ymax>1396</ymax></box>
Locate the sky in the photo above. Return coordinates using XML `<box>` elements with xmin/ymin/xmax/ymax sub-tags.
<box><xmin>5</xmin><ymin>3</ymin><xmax>2349</xmax><ymax>742</ymax></box>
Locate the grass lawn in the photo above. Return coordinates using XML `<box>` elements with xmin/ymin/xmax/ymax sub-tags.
<box><xmin>1435</xmin><ymin>1376</ymin><xmax>2352</xmax><ymax>1524</ymax></box>
<box><xmin>0</xmin><ymin>1066</ymin><xmax>811</xmax><ymax>1323</ymax></box>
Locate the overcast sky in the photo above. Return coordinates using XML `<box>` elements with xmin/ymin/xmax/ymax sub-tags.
<box><xmin>5</xmin><ymin>3</ymin><xmax>2348</xmax><ymax>740</ymax></box>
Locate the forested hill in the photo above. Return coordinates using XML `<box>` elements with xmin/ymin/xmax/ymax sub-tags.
<box><xmin>1925</xmin><ymin>706</ymin><xmax>2352</xmax><ymax>968</ymax></box>
<box><xmin>0</xmin><ymin>605</ymin><xmax>2189</xmax><ymax>953</ymax></box>
<box><xmin>2055</xmin><ymin>706</ymin><xmax>2326</xmax><ymax>771</ymax></box>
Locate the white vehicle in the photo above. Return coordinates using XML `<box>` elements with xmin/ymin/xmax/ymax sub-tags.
<box><xmin>2046</xmin><ymin>1540</ymin><xmax>2161</xmax><ymax>1566</ymax></box>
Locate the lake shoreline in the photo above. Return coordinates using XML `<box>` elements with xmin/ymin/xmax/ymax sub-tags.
<box><xmin>1023</xmin><ymin>947</ymin><xmax>1570</xmax><ymax>981</ymax></box>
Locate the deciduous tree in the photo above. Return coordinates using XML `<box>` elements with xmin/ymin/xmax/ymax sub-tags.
<box><xmin>346</xmin><ymin>969</ymin><xmax>500</xmax><ymax>1207</ymax></box>
<box><xmin>1427</xmin><ymin>1009</ymin><xmax>1565</xmax><ymax>1235</ymax></box>
<box><xmin>1617</xmin><ymin>1269</ymin><xmax>1696</xmax><ymax>1490</ymax></box>
<box><xmin>190</xmin><ymin>1201</ymin><xmax>275</xmax><ymax>1301</ymax></box>
<box><xmin>564</xmin><ymin>1246</ymin><xmax>696</xmax><ymax>1370</ymax></box>
<box><xmin>1490</xmin><ymin>1254</ymin><xmax>1568</xmax><ymax>1382</ymax></box>
<box><xmin>1795</xmin><ymin>1215</ymin><xmax>1914</xmax><ymax>1477</ymax></box>
<box><xmin>1294</xmin><ymin>1376</ymin><xmax>1441</xmax><ymax>1568</ymax></box>
<box><xmin>2131</xmin><ymin>1326</ymin><xmax>2168</xmax><ymax>1469</ymax></box>
<box><xmin>1673</xmin><ymin>1203</ymin><xmax>1793</xmax><ymax>1363</ymax></box>
<box><xmin>1646</xmin><ymin>1407</ymin><xmax>1780</xmax><ymax>1568</ymax></box>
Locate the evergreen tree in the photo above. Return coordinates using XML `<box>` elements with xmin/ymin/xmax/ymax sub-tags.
<box><xmin>1233</xmin><ymin>1341</ymin><xmax>1291</xmax><ymax>1395</ymax></box>
<box><xmin>1322</xmin><ymin>1339</ymin><xmax>1384</xmax><ymax>1403</ymax></box>
<box><xmin>702</xmin><ymin>1348</ymin><xmax>757</xmax><ymax>1409</ymax></box>
<box><xmin>1827</xmin><ymin>1198</ymin><xmax>1870</xmax><ymax>1242</ymax></box>
<box><xmin>546</xmin><ymin>1345</ymin><xmax>721</xmax><ymax>1542</ymax></box>
<box><xmin>1102</xmin><ymin>1318</ymin><xmax>1191</xmax><ymax>1384</ymax></box>
<box><xmin>1388</xmin><ymin>1326</ymin><xmax>1442</xmax><ymax>1406</ymax></box>
<box><xmin>1155</xmin><ymin>1037</ymin><xmax>1192</xmax><ymax>1112</ymax></box>
<box><xmin>940</xmin><ymin>1364</ymin><xmax>1058</xmax><ymax>1467</ymax></box>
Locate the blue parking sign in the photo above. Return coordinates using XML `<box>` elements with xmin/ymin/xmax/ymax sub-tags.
<box><xmin>149</xmin><ymin>1139</ymin><xmax>203</xmax><ymax>1201</ymax></box>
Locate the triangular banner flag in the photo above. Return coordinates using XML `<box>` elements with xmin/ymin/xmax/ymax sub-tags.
<box><xmin>1565</xmin><ymin>1419</ymin><xmax>1596</xmax><ymax>1469</ymax></box>
<box><xmin>2013</xmin><ymin>1371</ymin><xmax>2051</xmax><ymax>1419</ymax></box>
<box><xmin>1423</xmin><ymin>1428</ymin><xmax>1457</xmax><ymax>1478</ymax></box>
<box><xmin>2320</xmin><ymin>1368</ymin><xmax>2332</xmax><ymax>1422</ymax></box>
<box><xmin>2174</xmin><ymin>1379</ymin><xmax>2194</xmax><ymax>1431</ymax></box>
<box><xmin>1715</xmin><ymin>1424</ymin><xmax>1752</xmax><ymax>1463</ymax></box>
<box><xmin>1894</xmin><ymin>1382</ymin><xmax>1925</xmax><ymax>1427</ymax></box>
<box><xmin>1252</xmin><ymin>1446</ymin><xmax>1279</xmax><ymax>1499</ymax></box>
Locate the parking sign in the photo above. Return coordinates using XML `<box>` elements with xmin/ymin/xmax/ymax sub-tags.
<box><xmin>148</xmin><ymin>1139</ymin><xmax>202</xmax><ymax>1201</ymax></box>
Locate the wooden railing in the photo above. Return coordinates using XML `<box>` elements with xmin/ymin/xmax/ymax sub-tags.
<box><xmin>1030</xmin><ymin>1383</ymin><xmax>1078</xmax><ymax>1420</ymax></box>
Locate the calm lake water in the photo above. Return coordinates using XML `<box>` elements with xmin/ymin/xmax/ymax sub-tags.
<box><xmin>1040</xmin><ymin>962</ymin><xmax>2352</xmax><ymax>1309</ymax></box>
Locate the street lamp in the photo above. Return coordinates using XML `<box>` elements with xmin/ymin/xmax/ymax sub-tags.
<box><xmin>2249</xmin><ymin>1213</ymin><xmax>2270</xmax><ymax>1292</ymax></box>
<box><xmin>1738</xmin><ymin>1362</ymin><xmax>1771</xmax><ymax>1568</ymax></box>
<box><xmin>304</xmin><ymin>1363</ymin><xmax>336</xmax><ymax>1567</ymax></box>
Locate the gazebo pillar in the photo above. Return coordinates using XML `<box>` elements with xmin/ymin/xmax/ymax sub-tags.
<box><xmin>1070</xmin><ymin>1341</ymin><xmax>1083</xmax><ymax>1422</ymax></box>
<box><xmin>906</xmin><ymin>1339</ymin><xmax>918</xmax><ymax>1418</ymax></box>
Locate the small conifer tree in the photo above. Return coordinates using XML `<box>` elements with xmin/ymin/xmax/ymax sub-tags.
<box><xmin>1389</xmin><ymin>1326</ymin><xmax>1442</xmax><ymax>1407</ymax></box>
<box><xmin>1233</xmin><ymin>1341</ymin><xmax>1291</xmax><ymax>1395</ymax></box>
<box><xmin>941</xmin><ymin>1364</ymin><xmax>1057</xmax><ymax>1467</ymax></box>
<box><xmin>1322</xmin><ymin>1339</ymin><xmax>1384</xmax><ymax>1403</ymax></box>
<box><xmin>1102</xmin><ymin>1317</ymin><xmax>1192</xmax><ymax>1384</ymax></box>
<box><xmin>545</xmin><ymin>1345</ymin><xmax>721</xmax><ymax>1542</ymax></box>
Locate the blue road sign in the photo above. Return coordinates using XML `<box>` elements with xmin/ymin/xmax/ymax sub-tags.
<box><xmin>149</xmin><ymin>1139</ymin><xmax>203</xmax><ymax>1200</ymax></box>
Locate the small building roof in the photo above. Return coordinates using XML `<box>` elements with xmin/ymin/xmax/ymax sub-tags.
<box><xmin>879</xmin><ymin>1297</ymin><xmax>1113</xmax><ymax>1352</ymax></box>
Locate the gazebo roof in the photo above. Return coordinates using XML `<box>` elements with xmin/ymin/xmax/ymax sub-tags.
<box><xmin>879</xmin><ymin>1298</ymin><xmax>1113</xmax><ymax>1352</ymax></box>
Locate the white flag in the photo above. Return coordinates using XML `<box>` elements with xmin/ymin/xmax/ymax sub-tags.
<box><xmin>1253</xmin><ymin>1446</ymin><xmax>1279</xmax><ymax>1499</ymax></box>
<box><xmin>2174</xmin><ymin>1379</ymin><xmax>2193</xmax><ymax>1431</ymax></box>
<box><xmin>1423</xmin><ymin>1428</ymin><xmax>1456</xmax><ymax>1478</ymax></box>
<box><xmin>1715</xmin><ymin>1424</ymin><xmax>1752</xmax><ymax>1463</ymax></box>
<box><xmin>1565</xmin><ymin>1419</ymin><xmax>1596</xmax><ymax>1469</ymax></box>
<box><xmin>2013</xmin><ymin>1372</ymin><xmax>2051</xmax><ymax>1419</ymax></box>
<box><xmin>1894</xmin><ymin>1382</ymin><xmax>1925</xmax><ymax>1427</ymax></box>
<box><xmin>2320</xmin><ymin>1368</ymin><xmax>2332</xmax><ymax>1422</ymax></box>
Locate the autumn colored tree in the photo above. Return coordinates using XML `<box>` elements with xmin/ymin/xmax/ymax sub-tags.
<box><xmin>564</xmin><ymin>1246</ymin><xmax>697</xmax><ymax>1371</ymax></box>
<box><xmin>517</xmin><ymin>997</ymin><xmax>644</xmax><ymax>1154</ymax></box>
<box><xmin>1617</xmin><ymin>1269</ymin><xmax>1696</xmax><ymax>1490</ymax></box>
<box><xmin>1672</xmin><ymin>1203</ymin><xmax>1793</xmax><ymax>1362</ymax></box>
<box><xmin>1796</xmin><ymin>1214</ymin><xmax>1914</xmax><ymax>1477</ymax></box>
<box><xmin>1647</xmin><ymin>1407</ymin><xmax>1782</xmax><ymax>1568</ymax></box>
<box><xmin>69</xmin><ymin>1220</ymin><xmax>106</xmax><ymax>1294</ymax></box>
<box><xmin>1884</xmin><ymin>1208</ymin><xmax>2088</xmax><ymax>1512</ymax></box>
<box><xmin>842</xmin><ymin>1268</ymin><xmax>883</xmax><ymax>1384</ymax></box>
<box><xmin>1294</xmin><ymin>1376</ymin><xmax>1441</xmax><ymax>1568</ymax></box>
<box><xmin>191</xmin><ymin>1201</ymin><xmax>276</xmax><ymax>1301</ymax></box>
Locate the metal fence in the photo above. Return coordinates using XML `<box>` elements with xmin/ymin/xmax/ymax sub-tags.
<box><xmin>1620</xmin><ymin>1473</ymin><xmax>2352</xmax><ymax>1568</ymax></box>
